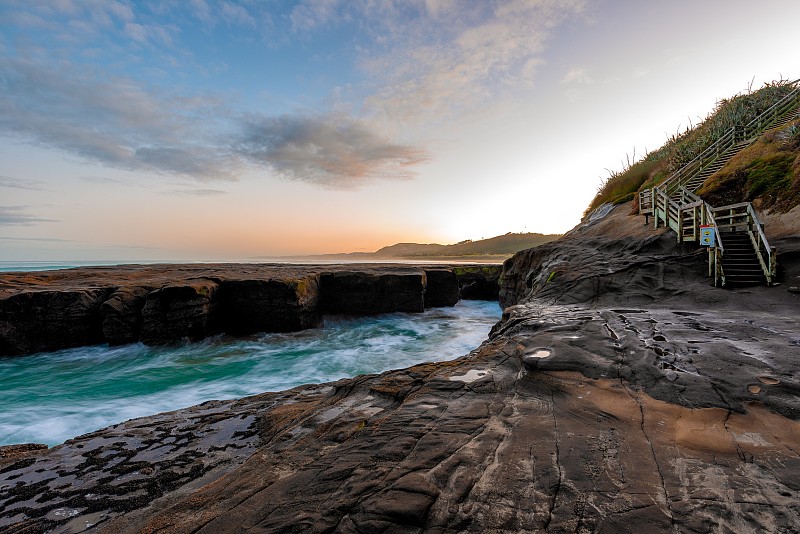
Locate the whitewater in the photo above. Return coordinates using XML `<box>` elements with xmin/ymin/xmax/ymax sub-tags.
<box><xmin>0</xmin><ymin>300</ymin><xmax>501</xmax><ymax>446</ymax></box>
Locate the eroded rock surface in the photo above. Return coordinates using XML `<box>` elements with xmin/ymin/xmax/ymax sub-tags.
<box><xmin>0</xmin><ymin>264</ymin><xmax>498</xmax><ymax>356</ymax></box>
<box><xmin>1</xmin><ymin>204</ymin><xmax>799</xmax><ymax>532</ymax></box>
<box><xmin>2</xmin><ymin>299</ymin><xmax>798</xmax><ymax>533</ymax></box>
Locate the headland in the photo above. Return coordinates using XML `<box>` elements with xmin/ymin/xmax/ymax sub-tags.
<box><xmin>1</xmin><ymin>204</ymin><xmax>798</xmax><ymax>532</ymax></box>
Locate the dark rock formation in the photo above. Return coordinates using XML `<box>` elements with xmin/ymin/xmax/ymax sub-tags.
<box><xmin>320</xmin><ymin>270</ymin><xmax>425</xmax><ymax>315</ymax></box>
<box><xmin>0</xmin><ymin>264</ymin><xmax>499</xmax><ymax>356</ymax></box>
<box><xmin>500</xmin><ymin>207</ymin><xmax>702</xmax><ymax>308</ymax></box>
<box><xmin>100</xmin><ymin>286</ymin><xmax>152</xmax><ymax>345</ymax></box>
<box><xmin>454</xmin><ymin>265</ymin><xmax>502</xmax><ymax>300</ymax></box>
<box><xmin>140</xmin><ymin>279</ymin><xmax>220</xmax><ymax>344</ymax></box>
<box><xmin>423</xmin><ymin>269</ymin><xmax>459</xmax><ymax>308</ymax></box>
<box><xmin>0</xmin><ymin>288</ymin><xmax>114</xmax><ymax>355</ymax></box>
<box><xmin>214</xmin><ymin>277</ymin><xmax>321</xmax><ymax>334</ymax></box>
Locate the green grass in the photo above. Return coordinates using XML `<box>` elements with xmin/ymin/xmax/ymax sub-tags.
<box><xmin>696</xmin><ymin>123</ymin><xmax>800</xmax><ymax>210</ymax></box>
<box><xmin>586</xmin><ymin>79</ymin><xmax>799</xmax><ymax>214</ymax></box>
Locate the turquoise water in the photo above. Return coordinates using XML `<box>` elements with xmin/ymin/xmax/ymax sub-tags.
<box><xmin>0</xmin><ymin>301</ymin><xmax>501</xmax><ymax>446</ymax></box>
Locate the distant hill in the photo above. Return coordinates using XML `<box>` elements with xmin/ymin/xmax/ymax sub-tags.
<box><xmin>371</xmin><ymin>233</ymin><xmax>560</xmax><ymax>258</ymax></box>
<box><xmin>274</xmin><ymin>232</ymin><xmax>561</xmax><ymax>261</ymax></box>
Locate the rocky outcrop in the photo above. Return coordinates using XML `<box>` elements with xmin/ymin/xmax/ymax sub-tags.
<box><xmin>453</xmin><ymin>265</ymin><xmax>502</xmax><ymax>300</ymax></box>
<box><xmin>0</xmin><ymin>264</ymin><xmax>499</xmax><ymax>356</ymax></box>
<box><xmin>140</xmin><ymin>279</ymin><xmax>220</xmax><ymax>344</ymax></box>
<box><xmin>0</xmin><ymin>288</ymin><xmax>114</xmax><ymax>355</ymax></box>
<box><xmin>100</xmin><ymin>286</ymin><xmax>152</xmax><ymax>345</ymax></box>
<box><xmin>2</xmin><ymin>299</ymin><xmax>799</xmax><ymax>533</ymax></box>
<box><xmin>214</xmin><ymin>277</ymin><xmax>321</xmax><ymax>334</ymax></box>
<box><xmin>320</xmin><ymin>271</ymin><xmax>426</xmax><ymax>315</ymax></box>
<box><xmin>500</xmin><ymin>206</ymin><xmax>702</xmax><ymax>308</ymax></box>
<box><xmin>422</xmin><ymin>269</ymin><xmax>460</xmax><ymax>308</ymax></box>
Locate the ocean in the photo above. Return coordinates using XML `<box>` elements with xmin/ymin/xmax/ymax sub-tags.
<box><xmin>0</xmin><ymin>300</ymin><xmax>502</xmax><ymax>447</ymax></box>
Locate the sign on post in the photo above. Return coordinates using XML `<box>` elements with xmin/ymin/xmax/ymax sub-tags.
<box><xmin>699</xmin><ymin>225</ymin><xmax>715</xmax><ymax>246</ymax></box>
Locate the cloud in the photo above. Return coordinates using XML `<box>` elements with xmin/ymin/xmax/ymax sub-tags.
<box><xmin>0</xmin><ymin>236</ymin><xmax>74</xmax><ymax>242</ymax></box>
<box><xmin>0</xmin><ymin>57</ymin><xmax>243</xmax><ymax>180</ymax></box>
<box><xmin>221</xmin><ymin>2</ymin><xmax>256</xmax><ymax>27</ymax></box>
<box><xmin>0</xmin><ymin>206</ymin><xmax>57</xmax><ymax>226</ymax></box>
<box><xmin>0</xmin><ymin>175</ymin><xmax>44</xmax><ymax>190</ymax></box>
<box><xmin>190</xmin><ymin>0</ymin><xmax>213</xmax><ymax>25</ymax></box>
<box><xmin>164</xmin><ymin>188</ymin><xmax>228</xmax><ymax>196</ymax></box>
<box><xmin>289</xmin><ymin>0</ymin><xmax>341</xmax><ymax>33</ymax></box>
<box><xmin>561</xmin><ymin>67</ymin><xmax>593</xmax><ymax>85</ymax></box>
<box><xmin>236</xmin><ymin>113</ymin><xmax>430</xmax><ymax>188</ymax></box>
<box><xmin>0</xmin><ymin>57</ymin><xmax>429</xmax><ymax>189</ymax></box>
<box><xmin>361</xmin><ymin>0</ymin><xmax>588</xmax><ymax>122</ymax></box>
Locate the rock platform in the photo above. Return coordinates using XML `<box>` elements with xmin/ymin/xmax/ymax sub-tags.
<box><xmin>0</xmin><ymin>264</ymin><xmax>501</xmax><ymax>356</ymax></box>
<box><xmin>1</xmin><ymin>205</ymin><xmax>800</xmax><ymax>532</ymax></box>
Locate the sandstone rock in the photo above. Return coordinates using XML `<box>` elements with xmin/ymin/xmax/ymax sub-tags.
<box><xmin>0</xmin><ymin>288</ymin><xmax>113</xmax><ymax>355</ymax></box>
<box><xmin>423</xmin><ymin>269</ymin><xmax>459</xmax><ymax>307</ymax></box>
<box><xmin>454</xmin><ymin>265</ymin><xmax>502</xmax><ymax>300</ymax></box>
<box><xmin>2</xmin><ymin>204</ymin><xmax>800</xmax><ymax>532</ymax></box>
<box><xmin>100</xmin><ymin>286</ymin><xmax>153</xmax><ymax>345</ymax></box>
<box><xmin>320</xmin><ymin>271</ymin><xmax>425</xmax><ymax>315</ymax></box>
<box><xmin>4</xmin><ymin>299</ymin><xmax>799</xmax><ymax>533</ymax></box>
<box><xmin>214</xmin><ymin>276</ymin><xmax>321</xmax><ymax>334</ymax></box>
<box><xmin>140</xmin><ymin>279</ymin><xmax>219</xmax><ymax>344</ymax></box>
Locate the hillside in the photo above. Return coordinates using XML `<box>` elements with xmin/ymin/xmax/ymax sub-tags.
<box><xmin>372</xmin><ymin>232</ymin><xmax>560</xmax><ymax>258</ymax></box>
<box><xmin>587</xmin><ymin>79</ymin><xmax>800</xmax><ymax>214</ymax></box>
<box><xmin>277</xmin><ymin>232</ymin><xmax>561</xmax><ymax>261</ymax></box>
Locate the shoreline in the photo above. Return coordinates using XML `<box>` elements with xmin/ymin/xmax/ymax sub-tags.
<box><xmin>1</xmin><ymin>205</ymin><xmax>799</xmax><ymax>532</ymax></box>
<box><xmin>0</xmin><ymin>263</ymin><xmax>503</xmax><ymax>357</ymax></box>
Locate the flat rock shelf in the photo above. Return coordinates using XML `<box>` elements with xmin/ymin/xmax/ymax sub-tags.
<box><xmin>0</xmin><ymin>263</ymin><xmax>502</xmax><ymax>357</ymax></box>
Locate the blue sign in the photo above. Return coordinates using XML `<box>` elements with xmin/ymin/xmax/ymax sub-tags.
<box><xmin>700</xmin><ymin>225</ymin><xmax>715</xmax><ymax>246</ymax></box>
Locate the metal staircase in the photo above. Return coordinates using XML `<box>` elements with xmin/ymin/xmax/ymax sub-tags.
<box><xmin>639</xmin><ymin>79</ymin><xmax>800</xmax><ymax>287</ymax></box>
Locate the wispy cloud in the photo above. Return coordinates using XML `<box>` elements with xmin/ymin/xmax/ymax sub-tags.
<box><xmin>0</xmin><ymin>236</ymin><xmax>74</xmax><ymax>242</ymax></box>
<box><xmin>289</xmin><ymin>0</ymin><xmax>341</xmax><ymax>33</ymax></box>
<box><xmin>0</xmin><ymin>175</ymin><xmax>44</xmax><ymax>190</ymax></box>
<box><xmin>236</xmin><ymin>113</ymin><xmax>430</xmax><ymax>188</ymax></box>
<box><xmin>164</xmin><ymin>188</ymin><xmax>228</xmax><ymax>196</ymax></box>
<box><xmin>0</xmin><ymin>206</ymin><xmax>57</xmax><ymax>226</ymax></box>
<box><xmin>361</xmin><ymin>0</ymin><xmax>589</xmax><ymax>122</ymax></box>
<box><xmin>561</xmin><ymin>67</ymin><xmax>594</xmax><ymax>85</ymax></box>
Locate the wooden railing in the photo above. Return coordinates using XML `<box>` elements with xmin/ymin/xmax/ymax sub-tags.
<box><xmin>637</xmin><ymin>80</ymin><xmax>800</xmax><ymax>286</ymax></box>
<box><xmin>711</xmin><ymin>202</ymin><xmax>776</xmax><ymax>284</ymax></box>
<box><xmin>649</xmin><ymin>191</ymin><xmax>776</xmax><ymax>286</ymax></box>
<box><xmin>639</xmin><ymin>79</ymin><xmax>800</xmax><ymax>214</ymax></box>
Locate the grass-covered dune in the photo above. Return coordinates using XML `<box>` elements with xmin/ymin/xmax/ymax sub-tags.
<box><xmin>587</xmin><ymin>79</ymin><xmax>800</xmax><ymax>213</ymax></box>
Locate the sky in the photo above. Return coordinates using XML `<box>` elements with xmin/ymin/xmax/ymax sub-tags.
<box><xmin>1</xmin><ymin>0</ymin><xmax>799</xmax><ymax>261</ymax></box>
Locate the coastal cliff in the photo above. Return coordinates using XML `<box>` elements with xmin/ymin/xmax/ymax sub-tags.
<box><xmin>1</xmin><ymin>205</ymin><xmax>800</xmax><ymax>533</ymax></box>
<box><xmin>0</xmin><ymin>265</ymin><xmax>501</xmax><ymax>356</ymax></box>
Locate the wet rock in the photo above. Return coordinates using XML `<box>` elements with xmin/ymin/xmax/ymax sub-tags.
<box><xmin>100</xmin><ymin>286</ymin><xmax>152</xmax><ymax>345</ymax></box>
<box><xmin>320</xmin><ymin>271</ymin><xmax>425</xmax><ymax>315</ymax></box>
<box><xmin>140</xmin><ymin>279</ymin><xmax>219</xmax><ymax>344</ymax></box>
<box><xmin>423</xmin><ymin>269</ymin><xmax>459</xmax><ymax>308</ymax></box>
<box><xmin>214</xmin><ymin>276</ymin><xmax>321</xmax><ymax>334</ymax></box>
<box><xmin>0</xmin><ymin>288</ymin><xmax>114</xmax><ymax>355</ymax></box>
<box><xmin>454</xmin><ymin>265</ymin><xmax>502</xmax><ymax>300</ymax></box>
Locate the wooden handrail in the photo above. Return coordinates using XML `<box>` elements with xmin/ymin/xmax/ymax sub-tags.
<box><xmin>645</xmin><ymin>80</ymin><xmax>800</xmax><ymax>200</ymax></box>
<box><xmin>637</xmin><ymin>81</ymin><xmax>799</xmax><ymax>286</ymax></box>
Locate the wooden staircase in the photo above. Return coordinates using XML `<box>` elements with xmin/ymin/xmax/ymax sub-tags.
<box><xmin>720</xmin><ymin>231</ymin><xmax>767</xmax><ymax>286</ymax></box>
<box><xmin>639</xmin><ymin>79</ymin><xmax>800</xmax><ymax>287</ymax></box>
<box><xmin>672</xmin><ymin>139</ymin><xmax>752</xmax><ymax>200</ymax></box>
